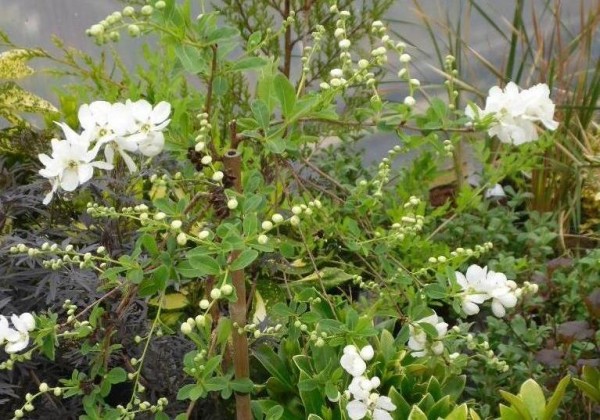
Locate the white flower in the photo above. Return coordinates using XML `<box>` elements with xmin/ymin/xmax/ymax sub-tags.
<box><xmin>78</xmin><ymin>101</ymin><xmax>134</xmax><ymax>143</ymax></box>
<box><xmin>347</xmin><ymin>399</ymin><xmax>368</xmax><ymax>420</ymax></box>
<box><xmin>520</xmin><ymin>83</ymin><xmax>559</xmax><ymax>130</ymax></box>
<box><xmin>455</xmin><ymin>265</ymin><xmax>491</xmax><ymax>315</ymax></box>
<box><xmin>454</xmin><ymin>265</ymin><xmax>519</xmax><ymax>317</ymax></box>
<box><xmin>0</xmin><ymin>315</ymin><xmax>11</xmax><ymax>344</ymax></box>
<box><xmin>373</xmin><ymin>396</ymin><xmax>396</xmax><ymax>420</ymax></box>
<box><xmin>359</xmin><ymin>345</ymin><xmax>374</xmax><ymax>361</ymax></box>
<box><xmin>347</xmin><ymin>392</ymin><xmax>396</xmax><ymax>420</ymax></box>
<box><xmin>137</xmin><ymin>131</ymin><xmax>165</xmax><ymax>157</ymax></box>
<box><xmin>125</xmin><ymin>99</ymin><xmax>171</xmax><ymax>149</ymax></box>
<box><xmin>466</xmin><ymin>82</ymin><xmax>558</xmax><ymax>145</ymax></box>
<box><xmin>339</xmin><ymin>39</ymin><xmax>351</xmax><ymax>49</ymax></box>
<box><xmin>3</xmin><ymin>313</ymin><xmax>35</xmax><ymax>354</ymax></box>
<box><xmin>341</xmin><ymin>345</ymin><xmax>367</xmax><ymax>377</ymax></box>
<box><xmin>348</xmin><ymin>376</ymin><xmax>374</xmax><ymax>400</ymax></box>
<box><xmin>38</xmin><ymin>124</ymin><xmax>112</xmax><ymax>204</ymax></box>
<box><xmin>485</xmin><ymin>183</ymin><xmax>506</xmax><ymax>199</ymax></box>
<box><xmin>483</xmin><ymin>272</ymin><xmax>518</xmax><ymax>317</ymax></box>
<box><xmin>330</xmin><ymin>68</ymin><xmax>344</xmax><ymax>78</ymax></box>
<box><xmin>407</xmin><ymin>312</ymin><xmax>448</xmax><ymax>357</ymax></box>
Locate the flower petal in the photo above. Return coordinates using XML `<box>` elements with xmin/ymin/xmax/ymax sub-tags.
<box><xmin>346</xmin><ymin>400</ymin><xmax>368</xmax><ymax>420</ymax></box>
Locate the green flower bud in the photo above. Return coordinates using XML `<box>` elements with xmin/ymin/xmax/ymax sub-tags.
<box><xmin>128</xmin><ymin>24</ymin><xmax>141</xmax><ymax>37</ymax></box>
<box><xmin>123</xmin><ymin>6</ymin><xmax>135</xmax><ymax>17</ymax></box>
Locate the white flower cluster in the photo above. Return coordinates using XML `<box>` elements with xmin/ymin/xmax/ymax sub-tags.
<box><xmin>39</xmin><ymin>99</ymin><xmax>171</xmax><ymax>204</ymax></box>
<box><xmin>455</xmin><ymin>264</ymin><xmax>525</xmax><ymax>317</ymax></box>
<box><xmin>0</xmin><ymin>313</ymin><xmax>35</xmax><ymax>354</ymax></box>
<box><xmin>340</xmin><ymin>345</ymin><xmax>396</xmax><ymax>420</ymax></box>
<box><xmin>407</xmin><ymin>311</ymin><xmax>448</xmax><ymax>357</ymax></box>
<box><xmin>465</xmin><ymin>82</ymin><xmax>558</xmax><ymax>145</ymax></box>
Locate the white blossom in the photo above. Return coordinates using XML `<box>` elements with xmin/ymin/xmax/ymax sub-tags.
<box><xmin>485</xmin><ymin>183</ymin><xmax>506</xmax><ymax>199</ymax></box>
<box><xmin>465</xmin><ymin>82</ymin><xmax>558</xmax><ymax>145</ymax></box>
<box><xmin>340</xmin><ymin>345</ymin><xmax>367</xmax><ymax>377</ymax></box>
<box><xmin>340</xmin><ymin>345</ymin><xmax>396</xmax><ymax>420</ymax></box>
<box><xmin>339</xmin><ymin>39</ymin><xmax>351</xmax><ymax>49</ymax></box>
<box><xmin>78</xmin><ymin>101</ymin><xmax>134</xmax><ymax>143</ymax></box>
<box><xmin>347</xmin><ymin>392</ymin><xmax>396</xmax><ymax>420</ymax></box>
<box><xmin>38</xmin><ymin>124</ymin><xmax>112</xmax><ymax>204</ymax></box>
<box><xmin>455</xmin><ymin>265</ymin><xmax>491</xmax><ymax>315</ymax></box>
<box><xmin>454</xmin><ymin>264</ymin><xmax>519</xmax><ymax>317</ymax></box>
<box><xmin>125</xmin><ymin>99</ymin><xmax>170</xmax><ymax>156</ymax></box>
<box><xmin>407</xmin><ymin>312</ymin><xmax>448</xmax><ymax>357</ymax></box>
<box><xmin>2</xmin><ymin>313</ymin><xmax>35</xmax><ymax>354</ymax></box>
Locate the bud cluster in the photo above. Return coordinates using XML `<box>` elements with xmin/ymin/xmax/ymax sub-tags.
<box><xmin>85</xmin><ymin>2</ymin><xmax>167</xmax><ymax>45</ymax></box>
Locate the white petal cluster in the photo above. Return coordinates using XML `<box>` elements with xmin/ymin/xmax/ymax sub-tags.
<box><xmin>455</xmin><ymin>264</ymin><xmax>519</xmax><ymax>317</ymax></box>
<box><xmin>38</xmin><ymin>125</ymin><xmax>112</xmax><ymax>205</ymax></box>
<box><xmin>340</xmin><ymin>344</ymin><xmax>372</xmax><ymax>377</ymax></box>
<box><xmin>39</xmin><ymin>99</ymin><xmax>171</xmax><ymax>204</ymax></box>
<box><xmin>340</xmin><ymin>345</ymin><xmax>396</xmax><ymax>420</ymax></box>
<box><xmin>407</xmin><ymin>312</ymin><xmax>448</xmax><ymax>357</ymax></box>
<box><xmin>465</xmin><ymin>82</ymin><xmax>558</xmax><ymax>145</ymax></box>
<box><xmin>0</xmin><ymin>313</ymin><xmax>36</xmax><ymax>354</ymax></box>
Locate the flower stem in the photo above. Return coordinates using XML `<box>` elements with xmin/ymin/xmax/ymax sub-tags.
<box><xmin>223</xmin><ymin>149</ymin><xmax>252</xmax><ymax>420</ymax></box>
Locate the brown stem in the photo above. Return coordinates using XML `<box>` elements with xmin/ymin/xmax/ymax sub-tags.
<box><xmin>223</xmin><ymin>149</ymin><xmax>251</xmax><ymax>420</ymax></box>
<box><xmin>283</xmin><ymin>0</ymin><xmax>292</xmax><ymax>78</ymax></box>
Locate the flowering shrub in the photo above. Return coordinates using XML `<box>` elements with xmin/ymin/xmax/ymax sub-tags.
<box><xmin>0</xmin><ymin>1</ymin><xmax>598</xmax><ymax>419</ymax></box>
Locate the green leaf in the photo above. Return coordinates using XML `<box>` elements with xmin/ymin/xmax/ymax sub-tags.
<box><xmin>106</xmin><ymin>368</ymin><xmax>127</xmax><ymax>384</ymax></box>
<box><xmin>0</xmin><ymin>81</ymin><xmax>58</xmax><ymax>123</ymax></box>
<box><xmin>292</xmin><ymin>268</ymin><xmax>354</xmax><ymax>290</ymax></box>
<box><xmin>176</xmin><ymin>383</ymin><xmax>204</xmax><ymax>401</ymax></box>
<box><xmin>265</xmin><ymin>137</ymin><xmax>286</xmax><ymax>154</ymax></box>
<box><xmin>243</xmin><ymin>195</ymin><xmax>263</xmax><ymax>213</ymax></box>
<box><xmin>572</xmin><ymin>378</ymin><xmax>600</xmax><ymax>403</ymax></box>
<box><xmin>247</xmin><ymin>31</ymin><xmax>262</xmax><ymax>49</ymax></box>
<box><xmin>231</xmin><ymin>56</ymin><xmax>268</xmax><ymax>71</ymax></box>
<box><xmin>266</xmin><ymin>405</ymin><xmax>284</xmax><ymax>420</ymax></box>
<box><xmin>251</xmin><ymin>99</ymin><xmax>270</xmax><ymax>130</ymax></box>
<box><xmin>582</xmin><ymin>365</ymin><xmax>600</xmax><ymax>385</ymax></box>
<box><xmin>519</xmin><ymin>379</ymin><xmax>546</xmax><ymax>419</ymax></box>
<box><xmin>297</xmin><ymin>371</ymin><xmax>322</xmax><ymax>416</ymax></box>
<box><xmin>445</xmin><ymin>404</ymin><xmax>469</xmax><ymax>420</ymax></box>
<box><xmin>174</xmin><ymin>44</ymin><xmax>207</xmax><ymax>74</ymax></box>
<box><xmin>216</xmin><ymin>318</ymin><xmax>232</xmax><ymax>345</ymax></box>
<box><xmin>253</xmin><ymin>345</ymin><xmax>295</xmax><ymax>392</ymax></box>
<box><xmin>188</xmin><ymin>254</ymin><xmax>221</xmax><ymax>275</ymax></box>
<box><xmin>230</xmin><ymin>378</ymin><xmax>254</xmax><ymax>393</ymax></box>
<box><xmin>205</xmin><ymin>26</ymin><xmax>239</xmax><ymax>43</ymax></box>
<box><xmin>273</xmin><ymin>74</ymin><xmax>296</xmax><ymax>118</ymax></box>
<box><xmin>139</xmin><ymin>234</ymin><xmax>159</xmax><ymax>256</ymax></box>
<box><xmin>499</xmin><ymin>404</ymin><xmax>523</xmax><ymax>420</ymax></box>
<box><xmin>127</xmin><ymin>267</ymin><xmax>144</xmax><ymax>284</ymax></box>
<box><xmin>152</xmin><ymin>265</ymin><xmax>169</xmax><ymax>290</ymax></box>
<box><xmin>500</xmin><ymin>390</ymin><xmax>533</xmax><ymax>420</ymax></box>
<box><xmin>257</xmin><ymin>63</ymin><xmax>277</xmax><ymax>112</ymax></box>
<box><xmin>543</xmin><ymin>376</ymin><xmax>570</xmax><ymax>419</ymax></box>
<box><xmin>243</xmin><ymin>212</ymin><xmax>258</xmax><ymax>236</ymax></box>
<box><xmin>0</xmin><ymin>48</ymin><xmax>45</xmax><ymax>79</ymax></box>
<box><xmin>408</xmin><ymin>405</ymin><xmax>428</xmax><ymax>420</ymax></box>
<box><xmin>230</xmin><ymin>249</ymin><xmax>259</xmax><ymax>271</ymax></box>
